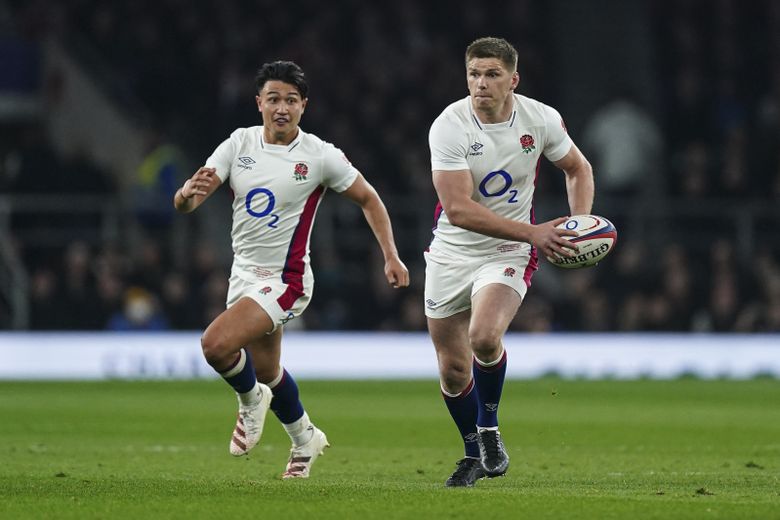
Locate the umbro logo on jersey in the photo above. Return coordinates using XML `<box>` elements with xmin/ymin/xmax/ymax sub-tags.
<box><xmin>425</xmin><ymin>298</ymin><xmax>438</xmax><ymax>308</ymax></box>
<box><xmin>469</xmin><ymin>141</ymin><xmax>484</xmax><ymax>156</ymax></box>
<box><xmin>238</xmin><ymin>156</ymin><xmax>256</xmax><ymax>169</ymax></box>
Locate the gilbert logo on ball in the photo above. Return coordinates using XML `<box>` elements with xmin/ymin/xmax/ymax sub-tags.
<box><xmin>547</xmin><ymin>215</ymin><xmax>617</xmax><ymax>269</ymax></box>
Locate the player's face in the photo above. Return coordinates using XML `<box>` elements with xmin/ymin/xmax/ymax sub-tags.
<box><xmin>466</xmin><ymin>58</ymin><xmax>519</xmax><ymax>116</ymax></box>
<box><xmin>256</xmin><ymin>81</ymin><xmax>308</xmax><ymax>144</ymax></box>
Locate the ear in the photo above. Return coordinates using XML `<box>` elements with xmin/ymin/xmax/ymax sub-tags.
<box><xmin>511</xmin><ymin>71</ymin><xmax>520</xmax><ymax>91</ymax></box>
<box><xmin>255</xmin><ymin>95</ymin><xmax>262</xmax><ymax>112</ymax></box>
<box><xmin>301</xmin><ymin>98</ymin><xmax>308</xmax><ymax>113</ymax></box>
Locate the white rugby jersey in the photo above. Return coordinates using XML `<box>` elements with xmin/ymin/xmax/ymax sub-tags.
<box><xmin>206</xmin><ymin>126</ymin><xmax>358</xmax><ymax>305</ymax></box>
<box><xmin>428</xmin><ymin>94</ymin><xmax>573</xmax><ymax>258</ymax></box>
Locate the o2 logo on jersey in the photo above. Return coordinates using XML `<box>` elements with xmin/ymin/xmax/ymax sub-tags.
<box><xmin>479</xmin><ymin>170</ymin><xmax>519</xmax><ymax>204</ymax></box>
<box><xmin>245</xmin><ymin>187</ymin><xmax>280</xmax><ymax>228</ymax></box>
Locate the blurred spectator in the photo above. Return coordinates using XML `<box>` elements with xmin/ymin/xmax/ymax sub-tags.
<box><xmin>132</xmin><ymin>132</ymin><xmax>186</xmax><ymax>238</ymax></box>
<box><xmin>58</xmin><ymin>241</ymin><xmax>103</xmax><ymax>329</ymax></box>
<box><xmin>582</xmin><ymin>90</ymin><xmax>664</xmax><ymax>203</ymax></box>
<box><xmin>28</xmin><ymin>268</ymin><xmax>61</xmax><ymax>329</ymax></box>
<box><xmin>160</xmin><ymin>272</ymin><xmax>200</xmax><ymax>330</ymax></box>
<box><xmin>107</xmin><ymin>286</ymin><xmax>169</xmax><ymax>331</ymax></box>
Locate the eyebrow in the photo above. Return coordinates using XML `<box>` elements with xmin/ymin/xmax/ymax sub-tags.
<box><xmin>264</xmin><ymin>90</ymin><xmax>300</xmax><ymax>97</ymax></box>
<box><xmin>468</xmin><ymin>68</ymin><xmax>503</xmax><ymax>74</ymax></box>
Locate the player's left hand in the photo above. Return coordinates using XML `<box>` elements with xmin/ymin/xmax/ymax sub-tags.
<box><xmin>385</xmin><ymin>256</ymin><xmax>410</xmax><ymax>289</ymax></box>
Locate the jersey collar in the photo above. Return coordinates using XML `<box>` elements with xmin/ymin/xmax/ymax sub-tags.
<box><xmin>470</xmin><ymin>96</ymin><xmax>517</xmax><ymax>131</ymax></box>
<box><xmin>260</xmin><ymin>128</ymin><xmax>304</xmax><ymax>153</ymax></box>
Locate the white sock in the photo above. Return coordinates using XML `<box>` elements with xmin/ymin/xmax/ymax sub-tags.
<box><xmin>238</xmin><ymin>382</ymin><xmax>262</xmax><ymax>406</ymax></box>
<box><xmin>477</xmin><ymin>426</ymin><xmax>499</xmax><ymax>433</ymax></box>
<box><xmin>283</xmin><ymin>412</ymin><xmax>314</xmax><ymax>447</ymax></box>
<box><xmin>474</xmin><ymin>347</ymin><xmax>505</xmax><ymax>368</ymax></box>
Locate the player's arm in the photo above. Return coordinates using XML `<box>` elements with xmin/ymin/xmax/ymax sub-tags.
<box><xmin>173</xmin><ymin>167</ymin><xmax>222</xmax><ymax>213</ymax></box>
<box><xmin>552</xmin><ymin>143</ymin><xmax>594</xmax><ymax>216</ymax></box>
<box><xmin>432</xmin><ymin>169</ymin><xmax>577</xmax><ymax>258</ymax></box>
<box><xmin>339</xmin><ymin>173</ymin><xmax>410</xmax><ymax>289</ymax></box>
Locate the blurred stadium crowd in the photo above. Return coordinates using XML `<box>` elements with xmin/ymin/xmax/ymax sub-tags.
<box><xmin>1</xmin><ymin>0</ymin><xmax>779</xmax><ymax>332</ymax></box>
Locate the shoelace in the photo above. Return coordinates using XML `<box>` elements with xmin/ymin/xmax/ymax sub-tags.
<box><xmin>481</xmin><ymin>432</ymin><xmax>502</xmax><ymax>458</ymax></box>
<box><xmin>451</xmin><ymin>458</ymin><xmax>479</xmax><ymax>479</ymax></box>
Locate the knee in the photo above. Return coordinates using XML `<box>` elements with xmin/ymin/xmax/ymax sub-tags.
<box><xmin>200</xmin><ymin>331</ymin><xmax>235</xmax><ymax>369</ymax></box>
<box><xmin>438</xmin><ymin>357</ymin><xmax>472</xmax><ymax>393</ymax></box>
<box><xmin>469</xmin><ymin>327</ymin><xmax>502</xmax><ymax>362</ymax></box>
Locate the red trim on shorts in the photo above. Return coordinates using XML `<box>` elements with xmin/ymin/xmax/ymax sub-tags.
<box><xmin>523</xmin><ymin>158</ymin><xmax>541</xmax><ymax>288</ymax></box>
<box><xmin>277</xmin><ymin>186</ymin><xmax>325</xmax><ymax>311</ymax></box>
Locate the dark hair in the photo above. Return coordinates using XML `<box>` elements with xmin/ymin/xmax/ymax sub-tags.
<box><xmin>254</xmin><ymin>60</ymin><xmax>309</xmax><ymax>98</ymax></box>
<box><xmin>465</xmin><ymin>37</ymin><xmax>518</xmax><ymax>72</ymax></box>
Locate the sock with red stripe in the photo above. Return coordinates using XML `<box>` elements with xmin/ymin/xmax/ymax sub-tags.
<box><xmin>218</xmin><ymin>348</ymin><xmax>258</xmax><ymax>398</ymax></box>
<box><xmin>472</xmin><ymin>348</ymin><xmax>507</xmax><ymax>428</ymax></box>
<box><xmin>267</xmin><ymin>367</ymin><xmax>305</xmax><ymax>424</ymax></box>
<box><xmin>442</xmin><ymin>379</ymin><xmax>480</xmax><ymax>458</ymax></box>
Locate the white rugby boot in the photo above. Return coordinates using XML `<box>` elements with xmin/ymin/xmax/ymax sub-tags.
<box><xmin>281</xmin><ymin>426</ymin><xmax>330</xmax><ymax>478</ymax></box>
<box><xmin>229</xmin><ymin>382</ymin><xmax>272</xmax><ymax>456</ymax></box>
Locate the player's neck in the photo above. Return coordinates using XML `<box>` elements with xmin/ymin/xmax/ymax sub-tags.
<box><xmin>473</xmin><ymin>94</ymin><xmax>514</xmax><ymax>125</ymax></box>
<box><xmin>264</xmin><ymin>127</ymin><xmax>300</xmax><ymax>146</ymax></box>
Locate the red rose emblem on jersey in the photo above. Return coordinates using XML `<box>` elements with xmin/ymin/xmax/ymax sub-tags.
<box><xmin>293</xmin><ymin>162</ymin><xmax>309</xmax><ymax>181</ymax></box>
<box><xmin>520</xmin><ymin>134</ymin><xmax>535</xmax><ymax>154</ymax></box>
<box><xmin>503</xmin><ymin>267</ymin><xmax>516</xmax><ymax>277</ymax></box>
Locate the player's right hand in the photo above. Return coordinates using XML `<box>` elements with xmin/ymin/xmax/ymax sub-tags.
<box><xmin>182</xmin><ymin>167</ymin><xmax>217</xmax><ymax>199</ymax></box>
<box><xmin>529</xmin><ymin>216</ymin><xmax>579</xmax><ymax>259</ymax></box>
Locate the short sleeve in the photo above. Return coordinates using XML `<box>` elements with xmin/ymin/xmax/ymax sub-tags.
<box><xmin>429</xmin><ymin>114</ymin><xmax>470</xmax><ymax>171</ymax></box>
<box><xmin>205</xmin><ymin>129</ymin><xmax>242</xmax><ymax>182</ymax></box>
<box><xmin>541</xmin><ymin>105</ymin><xmax>573</xmax><ymax>163</ymax></box>
<box><xmin>321</xmin><ymin>144</ymin><xmax>360</xmax><ymax>192</ymax></box>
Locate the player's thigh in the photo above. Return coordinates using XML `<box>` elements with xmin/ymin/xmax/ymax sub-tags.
<box><xmin>203</xmin><ymin>297</ymin><xmax>275</xmax><ymax>352</ymax></box>
<box><xmin>427</xmin><ymin>311</ymin><xmax>472</xmax><ymax>383</ymax></box>
<box><xmin>247</xmin><ymin>328</ymin><xmax>283</xmax><ymax>383</ymax></box>
<box><xmin>470</xmin><ymin>283</ymin><xmax>522</xmax><ymax>349</ymax></box>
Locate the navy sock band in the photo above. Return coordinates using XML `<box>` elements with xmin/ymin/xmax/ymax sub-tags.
<box><xmin>219</xmin><ymin>348</ymin><xmax>257</xmax><ymax>394</ymax></box>
<box><xmin>473</xmin><ymin>349</ymin><xmax>508</xmax><ymax>428</ymax></box>
<box><xmin>269</xmin><ymin>368</ymin><xmax>305</xmax><ymax>424</ymax></box>
<box><xmin>442</xmin><ymin>379</ymin><xmax>480</xmax><ymax>458</ymax></box>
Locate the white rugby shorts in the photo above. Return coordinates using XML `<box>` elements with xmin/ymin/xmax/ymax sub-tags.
<box><xmin>424</xmin><ymin>249</ymin><xmax>532</xmax><ymax>319</ymax></box>
<box><xmin>226</xmin><ymin>272</ymin><xmax>312</xmax><ymax>332</ymax></box>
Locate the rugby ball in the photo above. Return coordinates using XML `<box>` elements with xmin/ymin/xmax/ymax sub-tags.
<box><xmin>546</xmin><ymin>214</ymin><xmax>617</xmax><ymax>269</ymax></box>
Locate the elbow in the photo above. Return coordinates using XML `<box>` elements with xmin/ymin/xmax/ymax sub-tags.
<box><xmin>444</xmin><ymin>205</ymin><xmax>469</xmax><ymax>228</ymax></box>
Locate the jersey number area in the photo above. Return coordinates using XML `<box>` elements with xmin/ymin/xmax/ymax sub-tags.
<box><xmin>245</xmin><ymin>187</ymin><xmax>280</xmax><ymax>228</ymax></box>
<box><xmin>479</xmin><ymin>170</ymin><xmax>519</xmax><ymax>204</ymax></box>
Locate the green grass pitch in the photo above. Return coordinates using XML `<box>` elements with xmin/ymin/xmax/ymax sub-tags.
<box><xmin>1</xmin><ymin>378</ymin><xmax>779</xmax><ymax>519</ymax></box>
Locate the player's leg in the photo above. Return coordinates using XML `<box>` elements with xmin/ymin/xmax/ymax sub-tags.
<box><xmin>425</xmin><ymin>250</ymin><xmax>485</xmax><ymax>486</ymax></box>
<box><xmin>469</xmin><ymin>283</ymin><xmax>521</xmax><ymax>477</ymax></box>
<box><xmin>428</xmin><ymin>311</ymin><xmax>485</xmax><ymax>487</ymax></box>
<box><xmin>201</xmin><ymin>297</ymin><xmax>275</xmax><ymax>456</ymax></box>
<box><xmin>248</xmin><ymin>330</ymin><xmax>329</xmax><ymax>478</ymax></box>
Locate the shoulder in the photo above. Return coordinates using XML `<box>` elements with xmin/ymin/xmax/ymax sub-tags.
<box><xmin>431</xmin><ymin>97</ymin><xmax>472</xmax><ymax>130</ymax></box>
<box><xmin>514</xmin><ymin>94</ymin><xmax>564</xmax><ymax>125</ymax></box>
<box><xmin>297</xmin><ymin>129</ymin><xmax>331</xmax><ymax>154</ymax></box>
<box><xmin>298</xmin><ymin>130</ymin><xmax>351</xmax><ymax>168</ymax></box>
<box><xmin>225</xmin><ymin>126</ymin><xmax>262</xmax><ymax>145</ymax></box>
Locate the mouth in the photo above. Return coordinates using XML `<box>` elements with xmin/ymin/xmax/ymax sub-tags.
<box><xmin>273</xmin><ymin>117</ymin><xmax>290</xmax><ymax>125</ymax></box>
